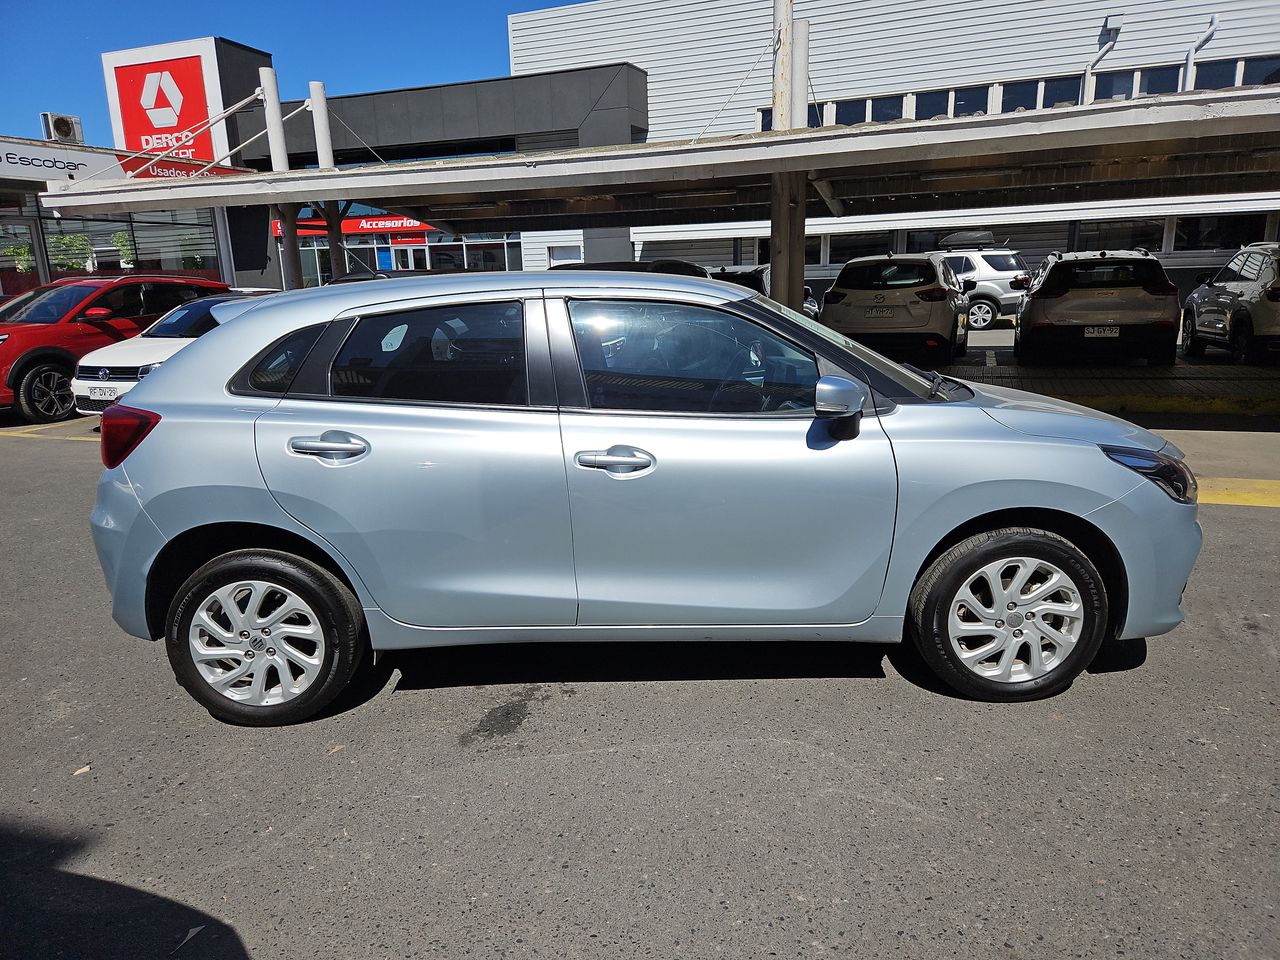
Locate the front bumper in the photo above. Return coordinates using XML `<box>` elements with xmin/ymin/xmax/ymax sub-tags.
<box><xmin>91</xmin><ymin>466</ymin><xmax>167</xmax><ymax>640</ymax></box>
<box><xmin>1086</xmin><ymin>477</ymin><xmax>1202</xmax><ymax>640</ymax></box>
<box><xmin>71</xmin><ymin>376</ymin><xmax>136</xmax><ymax>416</ymax></box>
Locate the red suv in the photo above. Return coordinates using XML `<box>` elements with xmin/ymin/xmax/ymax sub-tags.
<box><xmin>0</xmin><ymin>275</ymin><xmax>228</xmax><ymax>423</ymax></box>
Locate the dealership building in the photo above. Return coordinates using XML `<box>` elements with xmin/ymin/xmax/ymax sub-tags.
<box><xmin>15</xmin><ymin>0</ymin><xmax>1280</xmax><ymax>296</ymax></box>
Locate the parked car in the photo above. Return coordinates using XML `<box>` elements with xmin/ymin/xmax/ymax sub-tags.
<box><xmin>711</xmin><ymin>265</ymin><xmax>821</xmax><ymax>317</ymax></box>
<box><xmin>1014</xmin><ymin>250</ymin><xmax>1180</xmax><ymax>365</ymax></box>
<box><xmin>0</xmin><ymin>275</ymin><xmax>229</xmax><ymax>423</ymax></box>
<box><xmin>549</xmin><ymin>258</ymin><xmax>710</xmax><ymax>278</ymax></box>
<box><xmin>936</xmin><ymin>230</ymin><xmax>1030</xmax><ymax>330</ymax></box>
<box><xmin>1181</xmin><ymin>242</ymin><xmax>1280</xmax><ymax>364</ymax></box>
<box><xmin>71</xmin><ymin>293</ymin><xmax>272</xmax><ymax>415</ymax></box>
<box><xmin>819</xmin><ymin>253</ymin><xmax>970</xmax><ymax>364</ymax></box>
<box><xmin>91</xmin><ymin>272</ymin><xmax>1200</xmax><ymax>724</ymax></box>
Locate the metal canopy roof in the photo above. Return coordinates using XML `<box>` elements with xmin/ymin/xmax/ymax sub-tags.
<box><xmin>41</xmin><ymin>88</ymin><xmax>1280</xmax><ymax>232</ymax></box>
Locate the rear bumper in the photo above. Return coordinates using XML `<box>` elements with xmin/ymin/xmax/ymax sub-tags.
<box><xmin>845</xmin><ymin>331</ymin><xmax>958</xmax><ymax>355</ymax></box>
<box><xmin>1019</xmin><ymin>322</ymin><xmax>1176</xmax><ymax>355</ymax></box>
<box><xmin>91</xmin><ymin>466</ymin><xmax>166</xmax><ymax>640</ymax></box>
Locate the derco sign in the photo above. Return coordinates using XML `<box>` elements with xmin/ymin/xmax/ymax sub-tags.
<box><xmin>113</xmin><ymin>56</ymin><xmax>214</xmax><ymax>161</ymax></box>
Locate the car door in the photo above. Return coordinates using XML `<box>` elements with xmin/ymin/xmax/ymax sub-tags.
<box><xmin>254</xmin><ymin>292</ymin><xmax>578</xmax><ymax>628</ymax></box>
<box><xmin>71</xmin><ymin>281</ymin><xmax>152</xmax><ymax>351</ymax></box>
<box><xmin>548</xmin><ymin>293</ymin><xmax>898</xmax><ymax>627</ymax></box>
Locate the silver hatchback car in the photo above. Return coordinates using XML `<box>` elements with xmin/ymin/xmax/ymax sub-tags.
<box><xmin>92</xmin><ymin>273</ymin><xmax>1202</xmax><ymax>724</ymax></box>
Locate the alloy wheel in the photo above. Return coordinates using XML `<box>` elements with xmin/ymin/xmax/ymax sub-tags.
<box><xmin>31</xmin><ymin>370</ymin><xmax>74</xmax><ymax>419</ymax></box>
<box><xmin>947</xmin><ymin>557</ymin><xmax>1084</xmax><ymax>682</ymax></box>
<box><xmin>967</xmin><ymin>301</ymin><xmax>996</xmax><ymax>329</ymax></box>
<box><xmin>188</xmin><ymin>580</ymin><xmax>327</xmax><ymax>706</ymax></box>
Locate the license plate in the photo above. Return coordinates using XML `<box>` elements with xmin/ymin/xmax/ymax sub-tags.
<box><xmin>87</xmin><ymin>386</ymin><xmax>118</xmax><ymax>400</ymax></box>
<box><xmin>1083</xmin><ymin>326</ymin><xmax>1120</xmax><ymax>338</ymax></box>
<box><xmin>864</xmin><ymin>307</ymin><xmax>893</xmax><ymax>319</ymax></box>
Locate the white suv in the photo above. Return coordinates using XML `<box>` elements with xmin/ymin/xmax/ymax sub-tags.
<box><xmin>1013</xmin><ymin>251</ymin><xmax>1180</xmax><ymax>365</ymax></box>
<box><xmin>819</xmin><ymin>253</ymin><xmax>969</xmax><ymax>364</ymax></box>
<box><xmin>1182</xmin><ymin>242</ymin><xmax>1280</xmax><ymax>364</ymax></box>
<box><xmin>936</xmin><ymin>230</ymin><xmax>1030</xmax><ymax>330</ymax></box>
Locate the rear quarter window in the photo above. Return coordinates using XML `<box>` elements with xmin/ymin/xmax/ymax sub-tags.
<box><xmin>981</xmin><ymin>253</ymin><xmax>1024</xmax><ymax>272</ymax></box>
<box><xmin>231</xmin><ymin>324</ymin><xmax>326</xmax><ymax>396</ymax></box>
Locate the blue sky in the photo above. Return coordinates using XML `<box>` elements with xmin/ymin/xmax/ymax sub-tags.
<box><xmin>0</xmin><ymin>0</ymin><xmax>577</xmax><ymax>145</ymax></box>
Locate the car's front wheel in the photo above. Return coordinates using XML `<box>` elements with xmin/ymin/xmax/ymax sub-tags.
<box><xmin>166</xmin><ymin>550</ymin><xmax>366</xmax><ymax>725</ymax></box>
<box><xmin>909</xmin><ymin>527</ymin><xmax>1109</xmax><ymax>701</ymax></box>
<box><xmin>15</xmin><ymin>362</ymin><xmax>76</xmax><ymax>423</ymax></box>
<box><xmin>1180</xmin><ymin>311</ymin><xmax>1205</xmax><ymax>358</ymax></box>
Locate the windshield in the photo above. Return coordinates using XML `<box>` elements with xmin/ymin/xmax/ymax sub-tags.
<box><xmin>0</xmin><ymin>284</ymin><xmax>97</xmax><ymax>325</ymax></box>
<box><xmin>144</xmin><ymin>298</ymin><xmax>237</xmax><ymax>339</ymax></box>
<box><xmin>751</xmin><ymin>294</ymin><xmax>936</xmax><ymax>399</ymax></box>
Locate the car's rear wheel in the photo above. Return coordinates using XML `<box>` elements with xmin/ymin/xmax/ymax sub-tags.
<box><xmin>1230</xmin><ymin>319</ymin><xmax>1262</xmax><ymax>365</ymax></box>
<box><xmin>908</xmin><ymin>527</ymin><xmax>1109</xmax><ymax>701</ymax></box>
<box><xmin>1180</xmin><ymin>311</ymin><xmax>1205</xmax><ymax>358</ymax></box>
<box><xmin>166</xmin><ymin>550</ymin><xmax>366</xmax><ymax>725</ymax></box>
<box><xmin>966</xmin><ymin>298</ymin><xmax>999</xmax><ymax>330</ymax></box>
<box><xmin>15</xmin><ymin>362</ymin><xmax>76</xmax><ymax>424</ymax></box>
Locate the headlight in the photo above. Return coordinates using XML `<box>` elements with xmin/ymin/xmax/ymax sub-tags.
<box><xmin>1102</xmin><ymin>445</ymin><xmax>1197</xmax><ymax>504</ymax></box>
<box><xmin>137</xmin><ymin>362</ymin><xmax>163</xmax><ymax>379</ymax></box>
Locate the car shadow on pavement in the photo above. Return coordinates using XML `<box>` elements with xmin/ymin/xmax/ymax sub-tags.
<box><xmin>1086</xmin><ymin>636</ymin><xmax>1149</xmax><ymax>674</ymax></box>
<box><xmin>0</xmin><ymin>822</ymin><xmax>249</xmax><ymax>958</ymax></box>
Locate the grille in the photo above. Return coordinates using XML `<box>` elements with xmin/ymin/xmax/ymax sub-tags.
<box><xmin>76</xmin><ymin>365</ymin><xmax>139</xmax><ymax>382</ymax></box>
<box><xmin>75</xmin><ymin>395</ymin><xmax>115</xmax><ymax>414</ymax></box>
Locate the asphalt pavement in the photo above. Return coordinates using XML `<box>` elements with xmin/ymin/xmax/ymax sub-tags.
<box><xmin>0</xmin><ymin>415</ymin><xmax>1277</xmax><ymax>960</ymax></box>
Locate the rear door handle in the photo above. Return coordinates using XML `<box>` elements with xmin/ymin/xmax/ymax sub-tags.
<box><xmin>575</xmin><ymin>446</ymin><xmax>655</xmax><ymax>475</ymax></box>
<box><xmin>289</xmin><ymin>434</ymin><xmax>369</xmax><ymax>461</ymax></box>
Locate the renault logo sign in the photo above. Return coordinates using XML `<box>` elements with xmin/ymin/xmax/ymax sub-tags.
<box><xmin>140</xmin><ymin>71</ymin><xmax>184</xmax><ymax>129</ymax></box>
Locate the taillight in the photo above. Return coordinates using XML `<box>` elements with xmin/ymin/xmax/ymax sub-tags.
<box><xmin>101</xmin><ymin>404</ymin><xmax>161</xmax><ymax>469</ymax></box>
<box><xmin>916</xmin><ymin>287</ymin><xmax>949</xmax><ymax>302</ymax></box>
<box><xmin>823</xmin><ymin>291</ymin><xmax>847</xmax><ymax>304</ymax></box>
<box><xmin>1142</xmin><ymin>278</ymin><xmax>1179</xmax><ymax>297</ymax></box>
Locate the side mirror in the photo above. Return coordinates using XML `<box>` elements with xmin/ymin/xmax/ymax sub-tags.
<box><xmin>815</xmin><ymin>375</ymin><xmax>869</xmax><ymax>441</ymax></box>
<box><xmin>962</xmin><ymin>278</ymin><xmax>977</xmax><ymax>293</ymax></box>
<box><xmin>83</xmin><ymin>306</ymin><xmax>114</xmax><ymax>321</ymax></box>
<box><xmin>803</xmin><ymin>285</ymin><xmax>813</xmax><ymax>298</ymax></box>
<box><xmin>1195</xmin><ymin>271</ymin><xmax>1213</xmax><ymax>285</ymax></box>
<box><xmin>1009</xmin><ymin>275</ymin><xmax>1028</xmax><ymax>291</ymax></box>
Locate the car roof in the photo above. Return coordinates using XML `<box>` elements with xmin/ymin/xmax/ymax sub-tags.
<box><xmin>838</xmin><ymin>253</ymin><xmax>935</xmax><ymax>265</ymax></box>
<box><xmin>1245</xmin><ymin>241</ymin><xmax>1279</xmax><ymax>256</ymax></box>
<box><xmin>233</xmin><ymin>270</ymin><xmax>750</xmax><ymax>315</ymax></box>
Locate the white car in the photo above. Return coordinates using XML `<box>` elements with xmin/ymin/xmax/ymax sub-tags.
<box><xmin>72</xmin><ymin>294</ymin><xmax>267</xmax><ymax>415</ymax></box>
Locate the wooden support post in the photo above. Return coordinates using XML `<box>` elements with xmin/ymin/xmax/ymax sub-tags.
<box><xmin>769</xmin><ymin>170</ymin><xmax>806</xmax><ymax>311</ymax></box>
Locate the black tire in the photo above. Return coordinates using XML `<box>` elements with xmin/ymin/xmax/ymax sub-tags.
<box><xmin>1016</xmin><ymin>336</ymin><xmax>1042</xmax><ymax>366</ymax></box>
<box><xmin>1230</xmin><ymin>319</ymin><xmax>1262</xmax><ymax>365</ymax></box>
<box><xmin>966</xmin><ymin>298</ymin><xmax>1000</xmax><ymax>331</ymax></box>
<box><xmin>1180</xmin><ymin>311</ymin><xmax>1205</xmax><ymax>358</ymax></box>
<box><xmin>908</xmin><ymin>527</ymin><xmax>1109</xmax><ymax>702</ymax></box>
<box><xmin>1147</xmin><ymin>339</ymin><xmax>1177</xmax><ymax>367</ymax></box>
<box><xmin>952</xmin><ymin>320</ymin><xmax>968</xmax><ymax>358</ymax></box>
<box><xmin>166</xmin><ymin>550</ymin><xmax>366</xmax><ymax>726</ymax></box>
<box><xmin>936</xmin><ymin>336</ymin><xmax>955</xmax><ymax>366</ymax></box>
<box><xmin>14</xmin><ymin>361</ymin><xmax>76</xmax><ymax>424</ymax></box>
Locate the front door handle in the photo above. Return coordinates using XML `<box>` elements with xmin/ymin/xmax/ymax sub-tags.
<box><xmin>289</xmin><ymin>434</ymin><xmax>369</xmax><ymax>461</ymax></box>
<box><xmin>575</xmin><ymin>446</ymin><xmax>655</xmax><ymax>475</ymax></box>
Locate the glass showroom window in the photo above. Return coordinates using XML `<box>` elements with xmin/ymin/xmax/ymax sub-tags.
<box><xmin>953</xmin><ymin>86</ymin><xmax>989</xmax><ymax>117</ymax></box>
<box><xmin>1042</xmin><ymin>76</ymin><xmax>1080</xmax><ymax>107</ymax></box>
<box><xmin>1194</xmin><ymin>59</ymin><xmax>1238</xmax><ymax>90</ymax></box>
<box><xmin>871</xmin><ymin>95</ymin><xmax>903</xmax><ymax>122</ymax></box>
<box><xmin>1093</xmin><ymin>70</ymin><xmax>1134</xmax><ymax>101</ymax></box>
<box><xmin>1138</xmin><ymin>65</ymin><xmax>1181</xmax><ymax>95</ymax></box>
<box><xmin>1174</xmin><ymin>214</ymin><xmax>1268</xmax><ymax>251</ymax></box>
<box><xmin>1002</xmin><ymin>80</ymin><xmax>1038</xmax><ymax>112</ymax></box>
<box><xmin>1243</xmin><ymin>56</ymin><xmax>1280</xmax><ymax>85</ymax></box>
<box><xmin>915</xmin><ymin>90</ymin><xmax>949</xmax><ymax>119</ymax></box>
<box><xmin>829</xmin><ymin>232</ymin><xmax>893</xmax><ymax>264</ymax></box>
<box><xmin>1077</xmin><ymin>218</ymin><xmax>1164</xmax><ymax>251</ymax></box>
<box><xmin>905</xmin><ymin>228</ymin><xmax>966</xmax><ymax>253</ymax></box>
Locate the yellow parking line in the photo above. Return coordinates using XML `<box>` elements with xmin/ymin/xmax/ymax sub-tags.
<box><xmin>0</xmin><ymin>430</ymin><xmax>98</xmax><ymax>442</ymax></box>
<box><xmin>1198</xmin><ymin>477</ymin><xmax>1280</xmax><ymax>508</ymax></box>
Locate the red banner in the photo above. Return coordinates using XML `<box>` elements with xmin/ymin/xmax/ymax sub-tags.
<box><xmin>271</xmin><ymin>215</ymin><xmax>438</xmax><ymax>238</ymax></box>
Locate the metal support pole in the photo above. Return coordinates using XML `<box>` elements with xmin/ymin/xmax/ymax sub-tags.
<box><xmin>259</xmin><ymin>67</ymin><xmax>290</xmax><ymax>173</ymax></box>
<box><xmin>769</xmin><ymin>171</ymin><xmax>806</xmax><ymax>311</ymax></box>
<box><xmin>771</xmin><ymin>0</ymin><xmax>794</xmax><ymax>132</ymax></box>
<box><xmin>791</xmin><ymin>19</ymin><xmax>810</xmax><ymax>129</ymax></box>
<box><xmin>310</xmin><ymin>81</ymin><xmax>336</xmax><ymax>170</ymax></box>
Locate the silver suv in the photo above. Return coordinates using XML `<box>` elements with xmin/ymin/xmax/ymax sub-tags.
<box><xmin>91</xmin><ymin>272</ymin><xmax>1200</xmax><ymax>724</ymax></box>
<box><xmin>1182</xmin><ymin>242</ymin><xmax>1280</xmax><ymax>363</ymax></box>
<box><xmin>937</xmin><ymin>231</ymin><xmax>1030</xmax><ymax>330</ymax></box>
<box><xmin>1014</xmin><ymin>250</ymin><xmax>1181</xmax><ymax>365</ymax></box>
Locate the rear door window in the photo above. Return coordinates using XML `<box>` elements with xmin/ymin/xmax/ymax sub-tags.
<box><xmin>835</xmin><ymin>260</ymin><xmax>936</xmax><ymax>290</ymax></box>
<box><xmin>331</xmin><ymin>301</ymin><xmax>527</xmax><ymax>405</ymax></box>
